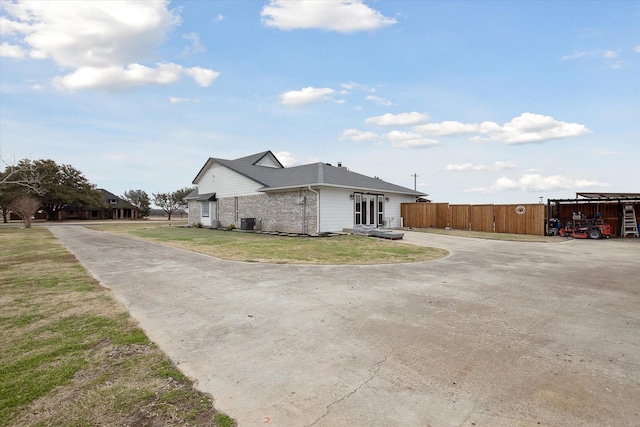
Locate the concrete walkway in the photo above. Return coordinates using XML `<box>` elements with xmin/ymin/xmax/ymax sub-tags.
<box><xmin>49</xmin><ymin>226</ymin><xmax>640</xmax><ymax>426</ymax></box>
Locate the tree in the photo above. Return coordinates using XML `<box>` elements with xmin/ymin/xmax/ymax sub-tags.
<box><xmin>152</xmin><ymin>187</ymin><xmax>193</xmax><ymax>221</ymax></box>
<box><xmin>9</xmin><ymin>195</ymin><xmax>40</xmax><ymax>228</ymax></box>
<box><xmin>174</xmin><ymin>187</ymin><xmax>194</xmax><ymax>218</ymax></box>
<box><xmin>0</xmin><ymin>156</ymin><xmax>42</xmax><ymax>194</ymax></box>
<box><xmin>0</xmin><ymin>157</ymin><xmax>43</xmax><ymax>223</ymax></box>
<box><xmin>122</xmin><ymin>189</ymin><xmax>151</xmax><ymax>218</ymax></box>
<box><xmin>152</xmin><ymin>192</ymin><xmax>178</xmax><ymax>220</ymax></box>
<box><xmin>25</xmin><ymin>159</ymin><xmax>106</xmax><ymax>220</ymax></box>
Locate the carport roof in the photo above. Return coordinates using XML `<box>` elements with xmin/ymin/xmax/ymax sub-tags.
<box><xmin>548</xmin><ymin>192</ymin><xmax>640</xmax><ymax>204</ymax></box>
<box><xmin>576</xmin><ymin>192</ymin><xmax>640</xmax><ymax>200</ymax></box>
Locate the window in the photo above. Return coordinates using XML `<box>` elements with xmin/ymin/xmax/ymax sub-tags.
<box><xmin>378</xmin><ymin>195</ymin><xmax>385</xmax><ymax>226</ymax></box>
<box><xmin>354</xmin><ymin>193</ymin><xmax>362</xmax><ymax>225</ymax></box>
<box><xmin>201</xmin><ymin>201</ymin><xmax>209</xmax><ymax>217</ymax></box>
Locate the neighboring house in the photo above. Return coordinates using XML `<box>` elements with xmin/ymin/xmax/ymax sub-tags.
<box><xmin>59</xmin><ymin>189</ymin><xmax>138</xmax><ymax>220</ymax></box>
<box><xmin>186</xmin><ymin>151</ymin><xmax>423</xmax><ymax>234</ymax></box>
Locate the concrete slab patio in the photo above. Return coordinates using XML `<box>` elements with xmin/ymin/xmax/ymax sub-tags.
<box><xmin>49</xmin><ymin>226</ymin><xmax>640</xmax><ymax>427</ymax></box>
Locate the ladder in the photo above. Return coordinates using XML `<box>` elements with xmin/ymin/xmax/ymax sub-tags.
<box><xmin>621</xmin><ymin>205</ymin><xmax>639</xmax><ymax>238</ymax></box>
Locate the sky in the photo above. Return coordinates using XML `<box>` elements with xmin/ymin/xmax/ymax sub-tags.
<box><xmin>1</xmin><ymin>0</ymin><xmax>639</xmax><ymax>204</ymax></box>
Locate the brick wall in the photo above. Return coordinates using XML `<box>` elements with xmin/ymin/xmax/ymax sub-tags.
<box><xmin>187</xmin><ymin>200</ymin><xmax>201</xmax><ymax>226</ymax></box>
<box><xmin>213</xmin><ymin>190</ymin><xmax>318</xmax><ymax>233</ymax></box>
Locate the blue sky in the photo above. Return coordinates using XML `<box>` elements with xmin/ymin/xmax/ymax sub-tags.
<box><xmin>1</xmin><ymin>0</ymin><xmax>638</xmax><ymax>204</ymax></box>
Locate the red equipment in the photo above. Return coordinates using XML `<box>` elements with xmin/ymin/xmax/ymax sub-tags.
<box><xmin>559</xmin><ymin>220</ymin><xmax>611</xmax><ymax>239</ymax></box>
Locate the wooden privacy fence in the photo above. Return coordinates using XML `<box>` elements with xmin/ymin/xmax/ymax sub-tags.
<box><xmin>401</xmin><ymin>203</ymin><xmax>546</xmax><ymax>236</ymax></box>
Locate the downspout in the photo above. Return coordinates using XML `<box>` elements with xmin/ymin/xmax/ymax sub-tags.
<box><xmin>307</xmin><ymin>186</ymin><xmax>320</xmax><ymax>234</ymax></box>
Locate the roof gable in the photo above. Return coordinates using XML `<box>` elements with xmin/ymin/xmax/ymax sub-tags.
<box><xmin>99</xmin><ymin>189</ymin><xmax>136</xmax><ymax>209</ymax></box>
<box><xmin>233</xmin><ymin>150</ymin><xmax>284</xmax><ymax>168</ymax></box>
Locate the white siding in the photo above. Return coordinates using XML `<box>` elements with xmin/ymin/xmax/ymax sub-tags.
<box><xmin>199</xmin><ymin>201</ymin><xmax>218</xmax><ymax>227</ymax></box>
<box><xmin>318</xmin><ymin>189</ymin><xmax>416</xmax><ymax>232</ymax></box>
<box><xmin>255</xmin><ymin>155</ymin><xmax>280</xmax><ymax>168</ymax></box>
<box><xmin>196</xmin><ymin>163</ymin><xmax>262</xmax><ymax>197</ymax></box>
<box><xmin>318</xmin><ymin>188</ymin><xmax>355</xmax><ymax>232</ymax></box>
<box><xmin>385</xmin><ymin>194</ymin><xmax>416</xmax><ymax>228</ymax></box>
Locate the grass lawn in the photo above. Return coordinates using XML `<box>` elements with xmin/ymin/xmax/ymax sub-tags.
<box><xmin>0</xmin><ymin>227</ymin><xmax>235</xmax><ymax>427</ymax></box>
<box><xmin>90</xmin><ymin>223</ymin><xmax>450</xmax><ymax>264</ymax></box>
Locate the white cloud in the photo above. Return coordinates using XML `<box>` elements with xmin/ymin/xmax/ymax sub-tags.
<box><xmin>275</xmin><ymin>151</ymin><xmax>296</xmax><ymax>167</ymax></box>
<box><xmin>594</xmin><ymin>150</ymin><xmax>618</xmax><ymax>156</ymax></box>
<box><xmin>634</xmin><ymin>46</ymin><xmax>640</xmax><ymax>54</ymax></box>
<box><xmin>53</xmin><ymin>63</ymin><xmax>183</xmax><ymax>91</ymax></box>
<box><xmin>280</xmin><ymin>86</ymin><xmax>335</xmax><ymax>105</ymax></box>
<box><xmin>415</xmin><ymin>113</ymin><xmax>589</xmax><ymax>144</ymax></box>
<box><xmin>2</xmin><ymin>1</ymin><xmax>180</xmax><ymax>68</ymax></box>
<box><xmin>445</xmin><ymin>161</ymin><xmax>516</xmax><ymax>172</ymax></box>
<box><xmin>182</xmin><ymin>32</ymin><xmax>206</xmax><ymax>56</ymax></box>
<box><xmin>365</xmin><ymin>95</ymin><xmax>393</xmax><ymax>106</ymax></box>
<box><xmin>341</xmin><ymin>81</ymin><xmax>376</xmax><ymax>93</ymax></box>
<box><xmin>562</xmin><ymin>48</ymin><xmax>626</xmax><ymax>69</ymax></box>
<box><xmin>1</xmin><ymin>1</ymin><xmax>219</xmax><ymax>90</ymax></box>
<box><xmin>562</xmin><ymin>51</ymin><xmax>587</xmax><ymax>60</ymax></box>
<box><xmin>490</xmin><ymin>113</ymin><xmax>590</xmax><ymax>144</ymax></box>
<box><xmin>340</xmin><ymin>129</ymin><xmax>379</xmax><ymax>142</ymax></box>
<box><xmin>386</xmin><ymin>130</ymin><xmax>439</xmax><ymax>149</ymax></box>
<box><xmin>366</xmin><ymin>112</ymin><xmax>429</xmax><ymax>127</ymax></box>
<box><xmin>446</xmin><ymin>163</ymin><xmax>486</xmax><ymax>171</ymax></box>
<box><xmin>213</xmin><ymin>14</ymin><xmax>224</xmax><ymax>23</ymax></box>
<box><xmin>169</xmin><ymin>97</ymin><xmax>200</xmax><ymax>104</ymax></box>
<box><xmin>261</xmin><ymin>0</ymin><xmax>397</xmax><ymax>33</ymax></box>
<box><xmin>0</xmin><ymin>41</ymin><xmax>26</xmax><ymax>58</ymax></box>
<box><xmin>414</xmin><ymin>120</ymin><xmax>499</xmax><ymax>136</ymax></box>
<box><xmin>467</xmin><ymin>173</ymin><xmax>609</xmax><ymax>193</ymax></box>
<box><xmin>0</xmin><ymin>15</ymin><xmax>31</xmax><ymax>35</ymax></box>
<box><xmin>184</xmin><ymin>67</ymin><xmax>220</xmax><ymax>87</ymax></box>
<box><xmin>494</xmin><ymin>161</ymin><xmax>517</xmax><ymax>170</ymax></box>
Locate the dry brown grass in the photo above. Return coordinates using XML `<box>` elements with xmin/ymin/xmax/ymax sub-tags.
<box><xmin>0</xmin><ymin>228</ymin><xmax>235</xmax><ymax>427</ymax></box>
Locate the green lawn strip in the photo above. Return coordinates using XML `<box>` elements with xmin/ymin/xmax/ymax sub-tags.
<box><xmin>0</xmin><ymin>228</ymin><xmax>235</xmax><ymax>427</ymax></box>
<box><xmin>90</xmin><ymin>223</ymin><xmax>449</xmax><ymax>264</ymax></box>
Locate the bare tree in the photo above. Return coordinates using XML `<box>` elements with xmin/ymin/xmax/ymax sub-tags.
<box><xmin>0</xmin><ymin>156</ymin><xmax>42</xmax><ymax>194</ymax></box>
<box><xmin>152</xmin><ymin>188</ymin><xmax>194</xmax><ymax>221</ymax></box>
<box><xmin>9</xmin><ymin>195</ymin><xmax>41</xmax><ymax>228</ymax></box>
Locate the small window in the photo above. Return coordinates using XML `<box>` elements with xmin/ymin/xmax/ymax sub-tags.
<box><xmin>202</xmin><ymin>201</ymin><xmax>209</xmax><ymax>217</ymax></box>
<box><xmin>109</xmin><ymin>199</ymin><xmax>117</xmax><ymax>205</ymax></box>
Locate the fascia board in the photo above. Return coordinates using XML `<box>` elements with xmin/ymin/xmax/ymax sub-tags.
<box><xmin>260</xmin><ymin>183</ymin><xmax>424</xmax><ymax>196</ymax></box>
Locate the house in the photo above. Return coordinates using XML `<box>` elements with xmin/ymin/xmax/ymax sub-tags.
<box><xmin>186</xmin><ymin>151</ymin><xmax>424</xmax><ymax>234</ymax></box>
<box><xmin>59</xmin><ymin>189</ymin><xmax>138</xmax><ymax>220</ymax></box>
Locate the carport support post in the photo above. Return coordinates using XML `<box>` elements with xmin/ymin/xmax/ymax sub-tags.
<box><xmin>546</xmin><ymin>200</ymin><xmax>551</xmax><ymax>236</ymax></box>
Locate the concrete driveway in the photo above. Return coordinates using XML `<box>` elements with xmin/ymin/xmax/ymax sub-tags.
<box><xmin>49</xmin><ymin>226</ymin><xmax>640</xmax><ymax>427</ymax></box>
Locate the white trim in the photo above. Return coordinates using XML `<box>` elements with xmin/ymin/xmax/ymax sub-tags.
<box><xmin>261</xmin><ymin>183</ymin><xmax>422</xmax><ymax>196</ymax></box>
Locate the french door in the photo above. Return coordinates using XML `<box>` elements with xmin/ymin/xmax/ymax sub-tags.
<box><xmin>354</xmin><ymin>194</ymin><xmax>384</xmax><ymax>227</ymax></box>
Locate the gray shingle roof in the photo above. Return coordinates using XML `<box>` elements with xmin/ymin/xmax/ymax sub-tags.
<box><xmin>100</xmin><ymin>189</ymin><xmax>136</xmax><ymax>209</ymax></box>
<box><xmin>195</xmin><ymin>152</ymin><xmax>423</xmax><ymax>196</ymax></box>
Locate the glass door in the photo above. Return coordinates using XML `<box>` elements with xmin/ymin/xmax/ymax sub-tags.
<box><xmin>354</xmin><ymin>194</ymin><xmax>381</xmax><ymax>226</ymax></box>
